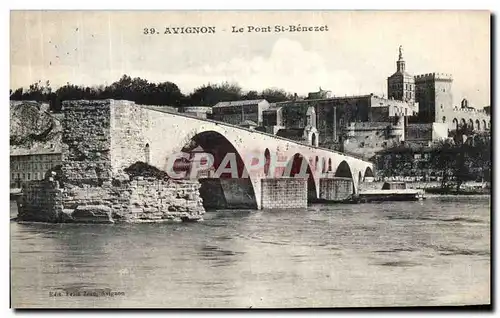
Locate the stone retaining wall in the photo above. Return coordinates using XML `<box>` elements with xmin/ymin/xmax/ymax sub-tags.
<box><xmin>18</xmin><ymin>180</ymin><xmax>63</xmax><ymax>222</ymax></box>
<box><xmin>18</xmin><ymin>178</ymin><xmax>205</xmax><ymax>223</ymax></box>
<box><xmin>318</xmin><ymin>177</ymin><xmax>354</xmax><ymax>201</ymax></box>
<box><xmin>261</xmin><ymin>178</ymin><xmax>307</xmax><ymax>209</ymax></box>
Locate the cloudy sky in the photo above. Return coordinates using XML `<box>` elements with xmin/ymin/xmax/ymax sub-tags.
<box><xmin>11</xmin><ymin>11</ymin><xmax>490</xmax><ymax>107</ymax></box>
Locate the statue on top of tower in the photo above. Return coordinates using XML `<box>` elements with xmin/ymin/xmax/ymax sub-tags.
<box><xmin>399</xmin><ymin>45</ymin><xmax>404</xmax><ymax>60</ymax></box>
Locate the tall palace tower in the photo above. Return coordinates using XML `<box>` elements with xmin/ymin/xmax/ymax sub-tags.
<box><xmin>387</xmin><ymin>46</ymin><xmax>415</xmax><ymax>105</ymax></box>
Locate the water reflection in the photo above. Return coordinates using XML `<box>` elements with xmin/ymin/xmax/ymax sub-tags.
<box><xmin>11</xmin><ymin>196</ymin><xmax>490</xmax><ymax>308</ymax></box>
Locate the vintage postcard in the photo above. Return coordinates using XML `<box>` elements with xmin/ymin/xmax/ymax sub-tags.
<box><xmin>10</xmin><ymin>10</ymin><xmax>491</xmax><ymax>308</ymax></box>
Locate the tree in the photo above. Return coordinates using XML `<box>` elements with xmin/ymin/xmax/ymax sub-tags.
<box><xmin>260</xmin><ymin>88</ymin><xmax>293</xmax><ymax>103</ymax></box>
<box><xmin>189</xmin><ymin>82</ymin><xmax>242</xmax><ymax>106</ymax></box>
<box><xmin>429</xmin><ymin>128</ymin><xmax>491</xmax><ymax>191</ymax></box>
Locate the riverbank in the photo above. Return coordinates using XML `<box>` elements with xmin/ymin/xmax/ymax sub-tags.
<box><xmin>361</xmin><ymin>181</ymin><xmax>490</xmax><ymax>195</ymax></box>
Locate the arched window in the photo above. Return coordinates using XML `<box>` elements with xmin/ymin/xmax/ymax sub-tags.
<box><xmin>311</xmin><ymin>133</ymin><xmax>317</xmax><ymax>147</ymax></box>
<box><xmin>328</xmin><ymin>158</ymin><xmax>332</xmax><ymax>172</ymax></box>
<box><xmin>442</xmin><ymin>116</ymin><xmax>446</xmax><ymax>123</ymax></box>
<box><xmin>483</xmin><ymin>120</ymin><xmax>487</xmax><ymax>131</ymax></box>
<box><xmin>452</xmin><ymin>118</ymin><xmax>458</xmax><ymax>131</ymax></box>
<box><xmin>475</xmin><ymin>119</ymin><xmax>480</xmax><ymax>131</ymax></box>
<box><xmin>144</xmin><ymin>143</ymin><xmax>150</xmax><ymax>164</ymax></box>
<box><xmin>460</xmin><ymin>118</ymin><xmax>467</xmax><ymax>128</ymax></box>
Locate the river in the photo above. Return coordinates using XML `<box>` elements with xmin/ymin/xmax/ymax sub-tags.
<box><xmin>10</xmin><ymin>196</ymin><xmax>490</xmax><ymax>308</ymax></box>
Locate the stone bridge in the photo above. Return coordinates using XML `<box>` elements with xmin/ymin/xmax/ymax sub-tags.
<box><xmin>63</xmin><ymin>100</ymin><xmax>374</xmax><ymax>211</ymax></box>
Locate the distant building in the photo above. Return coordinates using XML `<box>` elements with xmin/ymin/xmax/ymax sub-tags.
<box><xmin>483</xmin><ymin>105</ymin><xmax>491</xmax><ymax>115</ymax></box>
<box><xmin>177</xmin><ymin>106</ymin><xmax>212</xmax><ymax>119</ymax></box>
<box><xmin>239</xmin><ymin>120</ymin><xmax>258</xmax><ymax>130</ymax></box>
<box><xmin>212</xmin><ymin>99</ymin><xmax>270</xmax><ymax>125</ymax></box>
<box><xmin>275</xmin><ymin>106</ymin><xmax>319</xmax><ymax>146</ymax></box>
<box><xmin>387</xmin><ymin>45</ymin><xmax>416</xmax><ymax>105</ymax></box>
<box><xmin>10</xmin><ymin>100</ymin><xmax>63</xmax><ymax>188</ymax></box>
<box><xmin>405</xmin><ymin>122</ymin><xmax>448</xmax><ymax>146</ymax></box>
<box><xmin>414</xmin><ymin>72</ymin><xmax>454</xmax><ymax>123</ymax></box>
<box><xmin>10</xmin><ymin>144</ymin><xmax>62</xmax><ymax>188</ymax></box>
<box><xmin>273</xmin><ymin>94</ymin><xmax>415</xmax><ymax>152</ymax></box>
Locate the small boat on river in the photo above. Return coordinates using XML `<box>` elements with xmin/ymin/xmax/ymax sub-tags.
<box><xmin>358</xmin><ymin>182</ymin><xmax>425</xmax><ymax>203</ymax></box>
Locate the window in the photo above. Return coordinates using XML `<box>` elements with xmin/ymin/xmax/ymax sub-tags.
<box><xmin>414</xmin><ymin>154</ymin><xmax>422</xmax><ymax>159</ymax></box>
<box><xmin>440</xmin><ymin>104</ymin><xmax>443</xmax><ymax>109</ymax></box>
<box><xmin>27</xmin><ymin>173</ymin><xmax>31</xmax><ymax>180</ymax></box>
<box><xmin>22</xmin><ymin>173</ymin><xmax>25</xmax><ymax>180</ymax></box>
<box><xmin>442</xmin><ymin>116</ymin><xmax>446</xmax><ymax>123</ymax></box>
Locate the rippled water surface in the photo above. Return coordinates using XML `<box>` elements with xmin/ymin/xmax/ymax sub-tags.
<box><xmin>10</xmin><ymin>197</ymin><xmax>490</xmax><ymax>308</ymax></box>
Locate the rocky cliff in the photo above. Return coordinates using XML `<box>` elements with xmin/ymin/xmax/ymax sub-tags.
<box><xmin>10</xmin><ymin>100</ymin><xmax>62</xmax><ymax>154</ymax></box>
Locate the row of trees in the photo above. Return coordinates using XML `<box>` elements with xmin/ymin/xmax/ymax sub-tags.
<box><xmin>430</xmin><ymin>128</ymin><xmax>491</xmax><ymax>191</ymax></box>
<box><xmin>377</xmin><ymin>126</ymin><xmax>491</xmax><ymax>191</ymax></box>
<box><xmin>10</xmin><ymin>75</ymin><xmax>298</xmax><ymax>112</ymax></box>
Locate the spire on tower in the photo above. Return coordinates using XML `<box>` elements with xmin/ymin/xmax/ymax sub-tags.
<box><xmin>396</xmin><ymin>45</ymin><xmax>405</xmax><ymax>72</ymax></box>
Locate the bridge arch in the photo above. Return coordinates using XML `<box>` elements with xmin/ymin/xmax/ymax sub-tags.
<box><xmin>181</xmin><ymin>130</ymin><xmax>258</xmax><ymax>209</ymax></box>
<box><xmin>363</xmin><ymin>166</ymin><xmax>374</xmax><ymax>181</ymax></box>
<box><xmin>335</xmin><ymin>160</ymin><xmax>355</xmax><ymax>194</ymax></box>
<box><xmin>286</xmin><ymin>153</ymin><xmax>318</xmax><ymax>202</ymax></box>
<box><xmin>334</xmin><ymin>160</ymin><xmax>353</xmax><ymax>178</ymax></box>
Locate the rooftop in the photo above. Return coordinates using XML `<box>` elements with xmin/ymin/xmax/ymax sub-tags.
<box><xmin>213</xmin><ymin>99</ymin><xmax>267</xmax><ymax>107</ymax></box>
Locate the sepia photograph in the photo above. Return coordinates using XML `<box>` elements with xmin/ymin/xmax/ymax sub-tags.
<box><xmin>9</xmin><ymin>10</ymin><xmax>491</xmax><ymax>309</ymax></box>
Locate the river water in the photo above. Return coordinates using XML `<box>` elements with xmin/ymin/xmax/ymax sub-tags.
<box><xmin>10</xmin><ymin>196</ymin><xmax>490</xmax><ymax>308</ymax></box>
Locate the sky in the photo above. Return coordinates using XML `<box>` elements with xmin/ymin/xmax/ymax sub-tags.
<box><xmin>10</xmin><ymin>11</ymin><xmax>491</xmax><ymax>107</ymax></box>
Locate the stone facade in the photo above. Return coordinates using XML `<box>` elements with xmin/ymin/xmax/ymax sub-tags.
<box><xmin>261</xmin><ymin>178</ymin><xmax>307</xmax><ymax>209</ymax></box>
<box><xmin>18</xmin><ymin>178</ymin><xmax>204</xmax><ymax>223</ymax></box>
<box><xmin>387</xmin><ymin>46</ymin><xmax>416</xmax><ymax>105</ymax></box>
<box><xmin>446</xmin><ymin>105</ymin><xmax>491</xmax><ymax>132</ymax></box>
<box><xmin>405</xmin><ymin>123</ymin><xmax>448</xmax><ymax>145</ymax></box>
<box><xmin>414</xmin><ymin>73</ymin><xmax>454</xmax><ymax>123</ymax></box>
<box><xmin>110</xmin><ymin>100</ymin><xmax>148</xmax><ymax>179</ymax></box>
<box><xmin>18</xmin><ymin>180</ymin><xmax>63</xmax><ymax>222</ymax></box>
<box><xmin>342</xmin><ymin>118</ymin><xmax>404</xmax><ymax>160</ymax></box>
<box><xmin>212</xmin><ymin>99</ymin><xmax>270</xmax><ymax>126</ymax></box>
<box><xmin>318</xmin><ymin>177</ymin><xmax>353</xmax><ymax>202</ymax></box>
<box><xmin>19</xmin><ymin>99</ymin><xmax>206</xmax><ymax>223</ymax></box>
<box><xmin>198</xmin><ymin>178</ymin><xmax>258</xmax><ymax>209</ymax></box>
<box><xmin>62</xmin><ymin>100</ymin><xmax>113</xmax><ymax>184</ymax></box>
<box><xmin>274</xmin><ymin>95</ymin><xmax>414</xmax><ymax>151</ymax></box>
